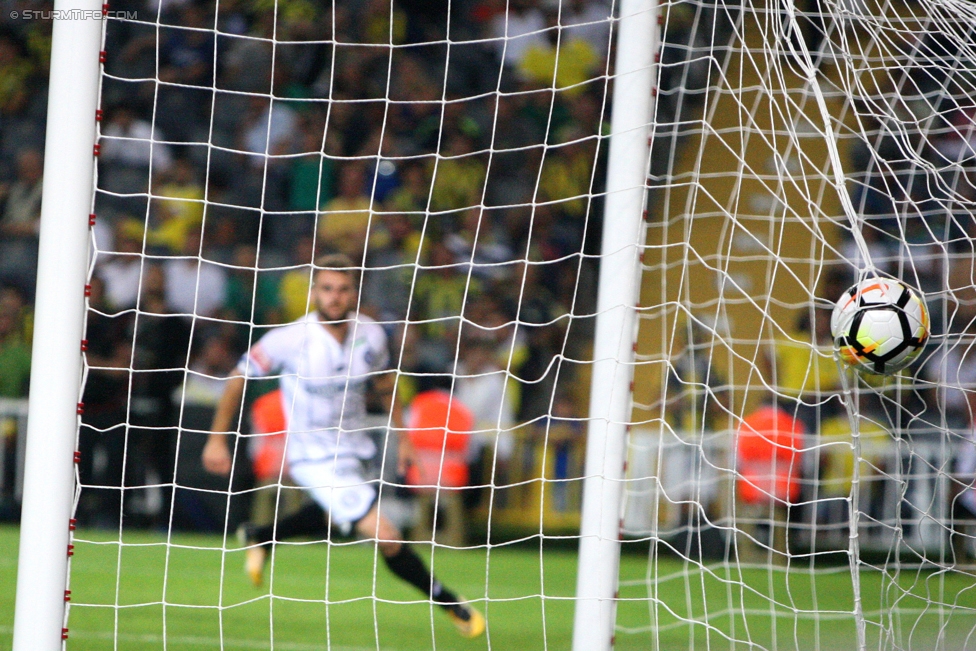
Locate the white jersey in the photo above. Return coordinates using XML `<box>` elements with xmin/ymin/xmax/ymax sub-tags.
<box><xmin>237</xmin><ymin>313</ymin><xmax>389</xmax><ymax>467</ymax></box>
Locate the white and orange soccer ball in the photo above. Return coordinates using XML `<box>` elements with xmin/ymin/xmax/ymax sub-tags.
<box><xmin>830</xmin><ymin>278</ymin><xmax>930</xmax><ymax>375</ymax></box>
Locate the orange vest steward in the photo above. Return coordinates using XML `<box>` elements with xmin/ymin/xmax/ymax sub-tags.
<box><xmin>250</xmin><ymin>389</ymin><xmax>288</xmax><ymax>482</ymax></box>
<box><xmin>736</xmin><ymin>405</ymin><xmax>805</xmax><ymax>505</ymax></box>
<box><xmin>406</xmin><ymin>390</ymin><xmax>473</xmax><ymax>490</ymax></box>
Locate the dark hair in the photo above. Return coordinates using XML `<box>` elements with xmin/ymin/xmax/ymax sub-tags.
<box><xmin>414</xmin><ymin>372</ymin><xmax>455</xmax><ymax>395</ymax></box>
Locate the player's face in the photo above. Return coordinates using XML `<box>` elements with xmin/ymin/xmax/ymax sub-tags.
<box><xmin>312</xmin><ymin>270</ymin><xmax>357</xmax><ymax>323</ymax></box>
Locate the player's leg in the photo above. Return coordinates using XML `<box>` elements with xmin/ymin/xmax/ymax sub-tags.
<box><xmin>237</xmin><ymin>498</ymin><xmax>327</xmax><ymax>586</ymax></box>
<box><xmin>244</xmin><ymin>500</ymin><xmax>327</xmax><ymax>545</ymax></box>
<box><xmin>355</xmin><ymin>506</ymin><xmax>485</xmax><ymax>638</ymax></box>
<box><xmin>238</xmin><ymin>458</ymin><xmax>368</xmax><ymax>585</ymax></box>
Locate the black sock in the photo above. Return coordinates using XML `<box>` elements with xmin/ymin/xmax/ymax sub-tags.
<box><xmin>383</xmin><ymin>544</ymin><xmax>458</xmax><ymax>608</ymax></box>
<box><xmin>251</xmin><ymin>502</ymin><xmax>327</xmax><ymax>544</ymax></box>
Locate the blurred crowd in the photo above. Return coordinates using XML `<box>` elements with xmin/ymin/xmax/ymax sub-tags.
<box><xmin>8</xmin><ymin>0</ymin><xmax>971</xmax><ymax>542</ymax></box>
<box><xmin>0</xmin><ymin>0</ymin><xmax>630</xmax><ymax>527</ymax></box>
<box><xmin>837</xmin><ymin>30</ymin><xmax>976</xmax><ymax>432</ymax></box>
<box><xmin>842</xmin><ymin>81</ymin><xmax>975</xmax><ymax>324</ymax></box>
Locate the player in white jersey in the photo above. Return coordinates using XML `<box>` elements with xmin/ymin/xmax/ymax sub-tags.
<box><xmin>202</xmin><ymin>253</ymin><xmax>485</xmax><ymax>638</ymax></box>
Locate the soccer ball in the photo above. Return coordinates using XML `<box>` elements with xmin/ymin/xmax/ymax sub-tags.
<box><xmin>830</xmin><ymin>278</ymin><xmax>930</xmax><ymax>375</ymax></box>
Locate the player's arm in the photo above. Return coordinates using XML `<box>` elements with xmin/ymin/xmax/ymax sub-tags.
<box><xmin>202</xmin><ymin>373</ymin><xmax>246</xmax><ymax>476</ymax></box>
<box><xmin>371</xmin><ymin>370</ymin><xmax>414</xmax><ymax>474</ymax></box>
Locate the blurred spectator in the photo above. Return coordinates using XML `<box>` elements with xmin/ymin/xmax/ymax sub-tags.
<box><xmin>204</xmin><ymin>214</ymin><xmax>244</xmax><ymax>265</ymax></box>
<box><xmin>240</xmin><ymin>95</ymin><xmax>298</xmax><ymax>168</ymax></box>
<box><xmin>222</xmin><ymin>243</ymin><xmax>282</xmax><ymax>349</ymax></box>
<box><xmin>765</xmin><ymin>306</ymin><xmax>843</xmax><ymax>434</ymax></box>
<box><xmin>537</xmin><ymin>127</ymin><xmax>596</xmax><ymax>221</ymax></box>
<box><xmin>219</xmin><ymin>11</ymin><xmax>275</xmax><ymax>94</ymax></box>
<box><xmin>0</xmin><ymin>285</ymin><xmax>32</xmax><ymax>345</ymax></box>
<box><xmin>561</xmin><ymin>0</ymin><xmax>612</xmax><ymax>59</ymax></box>
<box><xmin>150</xmin><ymin>157</ymin><xmax>205</xmax><ymax>253</ymax></box>
<box><xmin>362</xmin><ymin>0</ymin><xmax>408</xmax><ymax>45</ymax></box>
<box><xmin>947</xmin><ymin>330</ymin><xmax>976</xmax><ymax>563</ymax></box>
<box><xmin>213</xmin><ymin>0</ymin><xmax>249</xmax><ymax>36</ymax></box>
<box><xmin>126</xmin><ymin>263</ymin><xmax>191</xmax><ymax>528</ymax></box>
<box><xmin>410</xmin><ymin>240</ymin><xmax>482</xmax><ymax>365</ymax></box>
<box><xmin>99</xmin><ymin>103</ymin><xmax>173</xmax><ymax>195</ymax></box>
<box><xmin>0</xmin><ymin>149</ymin><xmax>43</xmax><ymax>294</ymax></box>
<box><xmin>850</xmin><ymin>168</ymin><xmax>904</xmax><ymax>234</ymax></box>
<box><xmin>565</xmin><ymin>90</ymin><xmax>606</xmax><ymax>139</ymax></box>
<box><xmin>180</xmin><ymin>333</ymin><xmax>238</xmax><ymax>409</ymax></box>
<box><xmin>0</xmin><ymin>29</ymin><xmax>34</xmax><ymax>121</ymax></box>
<box><xmin>429</xmin><ymin>132</ymin><xmax>487</xmax><ymax>214</ymax></box>
<box><xmin>77</xmin><ymin>275</ymin><xmax>130</xmax><ymax>528</ymax></box>
<box><xmin>518</xmin><ymin>5</ymin><xmax>601</xmax><ymax>96</ymax></box>
<box><xmin>156</xmin><ymin>4</ymin><xmax>216</xmax><ymax>141</ymax></box>
<box><xmin>504</xmin><ymin>260</ymin><xmax>568</xmax><ymax>421</ymax></box>
<box><xmin>541</xmin><ymin>393</ymin><xmax>584</xmax><ymax>499</ymax></box>
<box><xmin>362</xmin><ymin>212</ymin><xmax>422</xmax><ymax>325</ymax></box>
<box><xmin>921</xmin><ymin>259</ymin><xmax>976</xmax><ymax>431</ymax></box>
<box><xmin>531</xmin><ymin>204</ymin><xmax>586</xmax><ymax>292</ymax></box>
<box><xmin>279</xmin><ymin>10</ymin><xmax>333</xmax><ymax>94</ymax></box>
<box><xmin>483</xmin><ymin>91</ymin><xmax>544</xmax><ymax>207</ymax></box>
<box><xmin>384</xmin><ymin>160</ymin><xmax>430</xmax><ymax>213</ymax></box>
<box><xmin>488</xmin><ymin>0</ymin><xmax>546</xmax><ymax>68</ymax></box>
<box><xmin>117</xmin><ymin>4</ymin><xmax>215</xmax><ymax>140</ymax></box>
<box><xmin>735</xmin><ymin>405</ymin><xmax>806</xmax><ymax>560</ymax></box>
<box><xmin>278</xmin><ymin>234</ymin><xmax>317</xmax><ymax>322</ymax></box>
<box><xmin>386</xmin><ymin>57</ymin><xmax>442</xmax><ymax>151</ymax></box>
<box><xmin>665</xmin><ymin>320</ymin><xmax>729</xmax><ymax>435</ymax></box>
<box><xmin>0</xmin><ymin>286</ymin><xmax>31</xmax><ymax>398</ymax></box>
<box><xmin>288</xmin><ymin>115</ymin><xmax>336</xmax><ymax>213</ymax></box>
<box><xmin>444</xmin><ymin>207</ymin><xmax>514</xmax><ymax>281</ymax></box>
<box><xmin>837</xmin><ymin>225</ymin><xmax>899</xmax><ymax>287</ymax></box>
<box><xmin>455</xmin><ymin>337</ymin><xmax>516</xmax><ymax>467</ymax></box>
<box><xmin>370</xmin><ymin>158</ymin><xmax>402</xmax><ymax>205</ymax></box>
<box><xmin>318</xmin><ymin>163</ymin><xmax>373</xmax><ymax>261</ymax></box>
<box><xmin>406</xmin><ymin>372</ymin><xmax>474</xmax><ymax>547</ymax></box>
<box><xmin>163</xmin><ymin>229</ymin><xmax>228</xmax><ymax>318</ymax></box>
<box><xmin>97</xmin><ymin>218</ymin><xmax>147</xmax><ymax>312</ymax></box>
<box><xmin>464</xmin><ymin>294</ymin><xmax>529</xmax><ymax>378</ymax></box>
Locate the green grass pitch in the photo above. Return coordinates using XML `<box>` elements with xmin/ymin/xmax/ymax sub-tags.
<box><xmin>1</xmin><ymin>524</ymin><xmax>975</xmax><ymax>650</ymax></box>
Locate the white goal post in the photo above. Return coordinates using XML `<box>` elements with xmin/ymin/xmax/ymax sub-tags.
<box><xmin>573</xmin><ymin>0</ymin><xmax>659</xmax><ymax>649</ymax></box>
<box><xmin>11</xmin><ymin>0</ymin><xmax>103</xmax><ymax>649</ymax></box>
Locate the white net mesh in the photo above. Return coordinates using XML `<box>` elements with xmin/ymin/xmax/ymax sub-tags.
<box><xmin>624</xmin><ymin>0</ymin><xmax>976</xmax><ymax>649</ymax></box>
<box><xmin>63</xmin><ymin>0</ymin><xmax>976</xmax><ymax>649</ymax></box>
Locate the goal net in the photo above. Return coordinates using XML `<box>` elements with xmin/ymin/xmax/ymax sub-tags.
<box><xmin>626</xmin><ymin>0</ymin><xmax>976</xmax><ymax>649</ymax></box>
<box><xmin>44</xmin><ymin>0</ymin><xmax>976</xmax><ymax>649</ymax></box>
